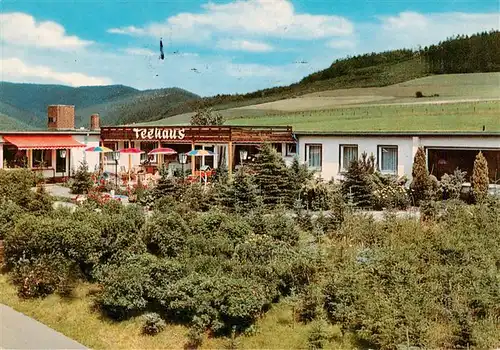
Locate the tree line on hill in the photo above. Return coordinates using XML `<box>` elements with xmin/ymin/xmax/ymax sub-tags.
<box><xmin>421</xmin><ymin>30</ymin><xmax>500</xmax><ymax>74</ymax></box>
<box><xmin>153</xmin><ymin>30</ymin><xmax>500</xmax><ymax>122</ymax></box>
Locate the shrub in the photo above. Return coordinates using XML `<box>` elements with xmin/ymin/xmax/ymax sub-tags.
<box><xmin>297</xmin><ymin>284</ymin><xmax>324</xmax><ymax>323</ymax></box>
<box><xmin>371</xmin><ymin>174</ymin><xmax>410</xmax><ymax>210</ymax></box>
<box><xmin>439</xmin><ymin>168</ymin><xmax>466</xmax><ymax>200</ymax></box>
<box><xmin>143</xmin><ymin>212</ymin><xmax>190</xmax><ymax>257</ymax></box>
<box><xmin>26</xmin><ymin>184</ymin><xmax>53</xmax><ymax>215</ymax></box>
<box><xmin>0</xmin><ymin>168</ymin><xmax>36</xmax><ymax>205</ymax></box>
<box><xmin>471</xmin><ymin>151</ymin><xmax>489</xmax><ymax>202</ymax></box>
<box><xmin>0</xmin><ymin>199</ymin><xmax>24</xmax><ymax>240</ymax></box>
<box><xmin>300</xmin><ymin>178</ymin><xmax>332</xmax><ymax>211</ymax></box>
<box><xmin>262</xmin><ymin>211</ymin><xmax>300</xmax><ymax>246</ymax></box>
<box><xmin>307</xmin><ymin>319</ymin><xmax>330</xmax><ymax>349</ymax></box>
<box><xmin>11</xmin><ymin>254</ymin><xmax>78</xmax><ymax>298</ymax></box>
<box><xmin>323</xmin><ymin>202</ymin><xmax>500</xmax><ymax>348</ymax></box>
<box><xmin>141</xmin><ymin>312</ymin><xmax>166</xmax><ymax>335</ymax></box>
<box><xmin>95</xmin><ymin>254</ymin><xmax>156</xmax><ymax>320</ymax></box>
<box><xmin>410</xmin><ymin>147</ymin><xmax>431</xmax><ymax>205</ymax></box>
<box><xmin>4</xmin><ymin>214</ymin><xmax>101</xmax><ymax>269</ymax></box>
<box><xmin>415</xmin><ymin>91</ymin><xmax>424</xmax><ymax>98</ymax></box>
<box><xmin>70</xmin><ymin>161</ymin><xmax>93</xmax><ymax>194</ymax></box>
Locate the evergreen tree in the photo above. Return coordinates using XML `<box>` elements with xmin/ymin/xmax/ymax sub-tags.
<box><xmin>232</xmin><ymin>167</ymin><xmax>260</xmax><ymax>212</ymax></box>
<box><xmin>471</xmin><ymin>151</ymin><xmax>489</xmax><ymax>202</ymax></box>
<box><xmin>190</xmin><ymin>107</ymin><xmax>225</xmax><ymax>125</ymax></box>
<box><xmin>153</xmin><ymin>165</ymin><xmax>179</xmax><ymax>200</ymax></box>
<box><xmin>341</xmin><ymin>159</ymin><xmax>373</xmax><ymax>208</ymax></box>
<box><xmin>251</xmin><ymin>143</ymin><xmax>290</xmax><ymax>207</ymax></box>
<box><xmin>410</xmin><ymin>147</ymin><xmax>431</xmax><ymax>205</ymax></box>
<box><xmin>288</xmin><ymin>156</ymin><xmax>314</xmax><ymax>205</ymax></box>
<box><xmin>70</xmin><ymin>161</ymin><xmax>93</xmax><ymax>194</ymax></box>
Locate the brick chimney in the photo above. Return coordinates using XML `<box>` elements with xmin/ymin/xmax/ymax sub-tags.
<box><xmin>90</xmin><ymin>114</ymin><xmax>100</xmax><ymax>131</ymax></box>
<box><xmin>47</xmin><ymin>105</ymin><xmax>75</xmax><ymax>130</ymax></box>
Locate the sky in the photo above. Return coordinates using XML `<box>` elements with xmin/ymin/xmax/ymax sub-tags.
<box><xmin>1</xmin><ymin>0</ymin><xmax>499</xmax><ymax>96</ymax></box>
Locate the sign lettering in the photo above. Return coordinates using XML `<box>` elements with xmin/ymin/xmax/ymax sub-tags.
<box><xmin>133</xmin><ymin>128</ymin><xmax>186</xmax><ymax>140</ymax></box>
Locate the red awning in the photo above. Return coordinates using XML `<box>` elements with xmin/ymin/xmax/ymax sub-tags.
<box><xmin>3</xmin><ymin>135</ymin><xmax>85</xmax><ymax>150</ymax></box>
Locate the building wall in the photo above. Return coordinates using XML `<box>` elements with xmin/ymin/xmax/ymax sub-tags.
<box><xmin>297</xmin><ymin>134</ymin><xmax>500</xmax><ymax>183</ymax></box>
<box><xmin>297</xmin><ymin>135</ymin><xmax>414</xmax><ymax>182</ymax></box>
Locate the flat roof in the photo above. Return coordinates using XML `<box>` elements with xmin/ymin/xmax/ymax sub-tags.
<box><xmin>293</xmin><ymin>131</ymin><xmax>500</xmax><ymax>137</ymax></box>
<box><xmin>0</xmin><ymin>130</ymin><xmax>100</xmax><ymax>135</ymax></box>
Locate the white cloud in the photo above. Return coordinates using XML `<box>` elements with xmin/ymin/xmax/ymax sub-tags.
<box><xmin>0</xmin><ymin>58</ymin><xmax>112</xmax><ymax>87</ymax></box>
<box><xmin>225</xmin><ymin>63</ymin><xmax>281</xmax><ymax>78</ymax></box>
<box><xmin>124</xmin><ymin>48</ymin><xmax>156</xmax><ymax>56</ymax></box>
<box><xmin>326</xmin><ymin>39</ymin><xmax>356</xmax><ymax>49</ymax></box>
<box><xmin>108</xmin><ymin>0</ymin><xmax>353</xmax><ymax>41</ymax></box>
<box><xmin>216</xmin><ymin>39</ymin><xmax>274</xmax><ymax>52</ymax></box>
<box><xmin>376</xmin><ymin>11</ymin><xmax>500</xmax><ymax>49</ymax></box>
<box><xmin>0</xmin><ymin>12</ymin><xmax>92</xmax><ymax>50</ymax></box>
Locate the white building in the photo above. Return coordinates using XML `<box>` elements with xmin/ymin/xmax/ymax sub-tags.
<box><xmin>296</xmin><ymin>131</ymin><xmax>500</xmax><ymax>185</ymax></box>
<box><xmin>0</xmin><ymin>105</ymin><xmax>101</xmax><ymax>180</ymax></box>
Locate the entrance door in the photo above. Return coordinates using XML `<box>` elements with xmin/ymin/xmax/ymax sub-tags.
<box><xmin>56</xmin><ymin>150</ymin><xmax>67</xmax><ymax>175</ymax></box>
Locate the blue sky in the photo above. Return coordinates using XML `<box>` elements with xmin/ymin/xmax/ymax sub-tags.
<box><xmin>1</xmin><ymin>0</ymin><xmax>499</xmax><ymax>96</ymax></box>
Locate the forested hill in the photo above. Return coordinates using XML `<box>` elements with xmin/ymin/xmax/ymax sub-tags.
<box><xmin>0</xmin><ymin>83</ymin><xmax>200</xmax><ymax>129</ymax></box>
<box><xmin>133</xmin><ymin>30</ymin><xmax>499</xmax><ymax>124</ymax></box>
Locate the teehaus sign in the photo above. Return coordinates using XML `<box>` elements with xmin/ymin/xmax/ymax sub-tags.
<box><xmin>133</xmin><ymin>127</ymin><xmax>186</xmax><ymax>140</ymax></box>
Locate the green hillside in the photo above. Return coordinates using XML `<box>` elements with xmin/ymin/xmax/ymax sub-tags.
<box><xmin>0</xmin><ymin>113</ymin><xmax>34</xmax><ymax>131</ymax></box>
<box><xmin>0</xmin><ymin>82</ymin><xmax>199</xmax><ymax>128</ymax></box>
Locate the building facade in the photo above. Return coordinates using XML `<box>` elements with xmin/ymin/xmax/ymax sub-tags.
<box><xmin>296</xmin><ymin>131</ymin><xmax>500</xmax><ymax>185</ymax></box>
<box><xmin>0</xmin><ymin>105</ymin><xmax>101</xmax><ymax>180</ymax></box>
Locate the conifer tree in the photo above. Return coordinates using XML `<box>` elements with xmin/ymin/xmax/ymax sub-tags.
<box><xmin>232</xmin><ymin>167</ymin><xmax>260</xmax><ymax>212</ymax></box>
<box><xmin>70</xmin><ymin>161</ymin><xmax>93</xmax><ymax>194</ymax></box>
<box><xmin>341</xmin><ymin>159</ymin><xmax>373</xmax><ymax>208</ymax></box>
<box><xmin>153</xmin><ymin>165</ymin><xmax>178</xmax><ymax>199</ymax></box>
<box><xmin>288</xmin><ymin>156</ymin><xmax>314</xmax><ymax>205</ymax></box>
<box><xmin>251</xmin><ymin>143</ymin><xmax>290</xmax><ymax>206</ymax></box>
<box><xmin>410</xmin><ymin>147</ymin><xmax>431</xmax><ymax>204</ymax></box>
<box><xmin>471</xmin><ymin>151</ymin><xmax>489</xmax><ymax>202</ymax></box>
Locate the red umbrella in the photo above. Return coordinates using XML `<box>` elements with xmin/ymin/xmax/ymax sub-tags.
<box><xmin>118</xmin><ymin>148</ymin><xmax>144</xmax><ymax>183</ymax></box>
<box><xmin>148</xmin><ymin>147</ymin><xmax>177</xmax><ymax>155</ymax></box>
<box><xmin>119</xmin><ymin>147</ymin><xmax>143</xmax><ymax>154</ymax></box>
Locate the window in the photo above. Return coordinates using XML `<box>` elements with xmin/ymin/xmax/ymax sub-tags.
<box><xmin>32</xmin><ymin>149</ymin><xmax>53</xmax><ymax>168</ymax></box>
<box><xmin>286</xmin><ymin>143</ymin><xmax>297</xmax><ymax>156</ymax></box>
<box><xmin>340</xmin><ymin>145</ymin><xmax>358</xmax><ymax>172</ymax></box>
<box><xmin>103</xmin><ymin>142</ymin><xmax>118</xmax><ymax>165</ymax></box>
<box><xmin>123</xmin><ymin>141</ymin><xmax>130</xmax><ymax>149</ymax></box>
<box><xmin>305</xmin><ymin>144</ymin><xmax>322</xmax><ymax>169</ymax></box>
<box><xmin>379</xmin><ymin>146</ymin><xmax>398</xmax><ymax>174</ymax></box>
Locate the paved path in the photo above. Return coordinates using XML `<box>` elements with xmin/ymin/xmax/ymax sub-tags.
<box><xmin>0</xmin><ymin>304</ymin><xmax>86</xmax><ymax>349</ymax></box>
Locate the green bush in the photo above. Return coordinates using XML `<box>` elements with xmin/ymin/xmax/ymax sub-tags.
<box><xmin>323</xmin><ymin>202</ymin><xmax>500</xmax><ymax>349</ymax></box>
<box><xmin>143</xmin><ymin>212</ymin><xmax>190</xmax><ymax>257</ymax></box>
<box><xmin>0</xmin><ymin>199</ymin><xmax>24</xmax><ymax>240</ymax></box>
<box><xmin>4</xmin><ymin>214</ymin><xmax>101</xmax><ymax>269</ymax></box>
<box><xmin>95</xmin><ymin>254</ymin><xmax>156</xmax><ymax>320</ymax></box>
<box><xmin>307</xmin><ymin>319</ymin><xmax>330</xmax><ymax>349</ymax></box>
<box><xmin>439</xmin><ymin>168</ymin><xmax>466</xmax><ymax>200</ymax></box>
<box><xmin>11</xmin><ymin>254</ymin><xmax>79</xmax><ymax>298</ymax></box>
<box><xmin>371</xmin><ymin>174</ymin><xmax>410</xmax><ymax>210</ymax></box>
<box><xmin>300</xmin><ymin>178</ymin><xmax>333</xmax><ymax>211</ymax></box>
<box><xmin>297</xmin><ymin>284</ymin><xmax>324</xmax><ymax>323</ymax></box>
<box><xmin>141</xmin><ymin>312</ymin><xmax>166</xmax><ymax>335</ymax></box>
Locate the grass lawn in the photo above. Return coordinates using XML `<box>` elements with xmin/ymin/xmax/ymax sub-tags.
<box><xmin>226</xmin><ymin>100</ymin><xmax>500</xmax><ymax>132</ymax></box>
<box><xmin>0</xmin><ymin>274</ymin><xmax>351</xmax><ymax>349</ymax></box>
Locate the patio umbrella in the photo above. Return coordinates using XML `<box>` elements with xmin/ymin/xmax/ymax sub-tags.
<box><xmin>85</xmin><ymin>146</ymin><xmax>114</xmax><ymax>173</ymax></box>
<box><xmin>84</xmin><ymin>146</ymin><xmax>114</xmax><ymax>153</ymax></box>
<box><xmin>148</xmin><ymin>147</ymin><xmax>178</xmax><ymax>169</ymax></box>
<box><xmin>119</xmin><ymin>148</ymin><xmax>144</xmax><ymax>183</ymax></box>
<box><xmin>186</xmin><ymin>149</ymin><xmax>215</xmax><ymax>156</ymax></box>
<box><xmin>148</xmin><ymin>147</ymin><xmax>177</xmax><ymax>155</ymax></box>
